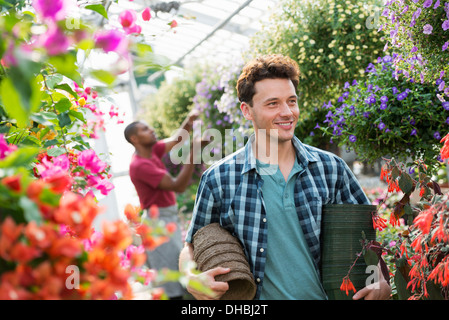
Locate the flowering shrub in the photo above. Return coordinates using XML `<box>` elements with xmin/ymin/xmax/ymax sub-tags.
<box><xmin>342</xmin><ymin>137</ymin><xmax>449</xmax><ymax>299</ymax></box>
<box><xmin>249</xmin><ymin>0</ymin><xmax>385</xmax><ymax>107</ymax></box>
<box><xmin>381</xmin><ymin>0</ymin><xmax>449</xmax><ymax>96</ymax></box>
<box><xmin>321</xmin><ymin>54</ymin><xmax>449</xmax><ymax>174</ymax></box>
<box><xmin>0</xmin><ymin>0</ymin><xmax>188</xmax><ymax>300</ymax></box>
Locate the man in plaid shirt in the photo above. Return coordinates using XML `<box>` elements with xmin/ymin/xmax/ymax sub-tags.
<box><xmin>179</xmin><ymin>54</ymin><xmax>391</xmax><ymax>300</ymax></box>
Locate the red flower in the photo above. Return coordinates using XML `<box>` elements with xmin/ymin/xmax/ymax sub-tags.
<box><xmin>440</xmin><ymin>133</ymin><xmax>449</xmax><ymax>160</ymax></box>
<box><xmin>340</xmin><ymin>276</ymin><xmax>356</xmax><ymax>295</ymax></box>
<box><xmin>2</xmin><ymin>175</ymin><xmax>22</xmax><ymax>192</ymax></box>
<box><xmin>372</xmin><ymin>213</ymin><xmax>388</xmax><ymax>231</ymax></box>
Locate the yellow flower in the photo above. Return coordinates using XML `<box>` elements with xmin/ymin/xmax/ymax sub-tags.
<box><xmin>78</xmin><ymin>97</ymin><xmax>86</xmax><ymax>106</ymax></box>
<box><xmin>310</xmin><ymin>39</ymin><xmax>316</xmax><ymax>45</ymax></box>
<box><xmin>355</xmin><ymin>24</ymin><xmax>361</xmax><ymax>29</ymax></box>
<box><xmin>328</xmin><ymin>54</ymin><xmax>335</xmax><ymax>59</ymax></box>
<box><xmin>356</xmin><ymin>56</ymin><xmax>362</xmax><ymax>60</ymax></box>
<box><xmin>318</xmin><ymin>48</ymin><xmax>324</xmax><ymax>53</ymax></box>
<box><xmin>347</xmin><ymin>44</ymin><xmax>355</xmax><ymax>50</ymax></box>
<box><xmin>302</xmin><ymin>35</ymin><xmax>309</xmax><ymax>41</ymax></box>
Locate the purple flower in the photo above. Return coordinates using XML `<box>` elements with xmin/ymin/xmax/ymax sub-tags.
<box><xmin>380</xmin><ymin>96</ymin><xmax>388</xmax><ymax>103</ymax></box>
<box><xmin>382</xmin><ymin>55</ymin><xmax>392</xmax><ymax>63</ymax></box>
<box><xmin>411</xmin><ymin>46</ymin><xmax>418</xmax><ymax>53</ymax></box>
<box><xmin>314</xmin><ymin>123</ymin><xmax>321</xmax><ymax>129</ymax></box>
<box><xmin>411</xmin><ymin>129</ymin><xmax>417</xmax><ymax>136</ymax></box>
<box><xmin>443</xmin><ymin>20</ymin><xmax>449</xmax><ymax>31</ymax></box>
<box><xmin>349</xmin><ymin>135</ymin><xmax>357</xmax><ymax>142</ymax></box>
<box><xmin>410</xmin><ymin>118</ymin><xmax>416</xmax><ymax>125</ymax></box>
<box><xmin>443</xmin><ymin>101</ymin><xmax>449</xmax><ymax>110</ymax></box>
<box><xmin>423</xmin><ymin>0</ymin><xmax>433</xmax><ymax>8</ymax></box>
<box><xmin>423</xmin><ymin>24</ymin><xmax>433</xmax><ymax>34</ymax></box>
<box><xmin>397</xmin><ymin>92</ymin><xmax>408</xmax><ymax>101</ymax></box>
<box><xmin>380</xmin><ymin>103</ymin><xmax>388</xmax><ymax>110</ymax></box>
<box><xmin>378</xmin><ymin>122</ymin><xmax>386</xmax><ymax>130</ymax></box>
<box><xmin>392</xmin><ymin>87</ymin><xmax>398</xmax><ymax>95</ymax></box>
<box><xmin>434</xmin><ymin>0</ymin><xmax>440</xmax><ymax>9</ymax></box>
<box><xmin>434</xmin><ymin>131</ymin><xmax>441</xmax><ymax>140</ymax></box>
<box><xmin>439</xmin><ymin>80</ymin><xmax>446</xmax><ymax>91</ymax></box>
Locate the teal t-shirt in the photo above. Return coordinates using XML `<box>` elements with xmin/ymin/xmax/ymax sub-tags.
<box><xmin>257</xmin><ymin>157</ymin><xmax>327</xmax><ymax>300</ymax></box>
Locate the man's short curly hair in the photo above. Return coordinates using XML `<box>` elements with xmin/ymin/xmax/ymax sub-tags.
<box><xmin>236</xmin><ymin>54</ymin><xmax>300</xmax><ymax>106</ymax></box>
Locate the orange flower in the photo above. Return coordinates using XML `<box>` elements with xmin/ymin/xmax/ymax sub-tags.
<box><xmin>340</xmin><ymin>276</ymin><xmax>356</xmax><ymax>296</ymax></box>
<box><xmin>124</xmin><ymin>203</ymin><xmax>141</xmax><ymax>224</ymax></box>
<box><xmin>136</xmin><ymin>223</ymin><xmax>169</xmax><ymax>251</ymax></box>
<box><xmin>0</xmin><ymin>217</ymin><xmax>24</xmax><ymax>260</ymax></box>
<box><xmin>47</xmin><ymin>236</ymin><xmax>83</xmax><ymax>259</ymax></box>
<box><xmin>24</xmin><ymin>221</ymin><xmax>56</xmax><ymax>250</ymax></box>
<box><xmin>54</xmin><ymin>192</ymin><xmax>104</xmax><ymax>238</ymax></box>
<box><xmin>101</xmin><ymin>220</ymin><xmax>133</xmax><ymax>251</ymax></box>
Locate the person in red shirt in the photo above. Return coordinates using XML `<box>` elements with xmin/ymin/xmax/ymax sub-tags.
<box><xmin>124</xmin><ymin>110</ymin><xmax>199</xmax><ymax>299</ymax></box>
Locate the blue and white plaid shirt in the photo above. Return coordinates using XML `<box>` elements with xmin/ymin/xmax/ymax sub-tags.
<box><xmin>185</xmin><ymin>135</ymin><xmax>370</xmax><ymax>299</ymax></box>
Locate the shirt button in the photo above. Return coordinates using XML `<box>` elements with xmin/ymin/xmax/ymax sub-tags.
<box><xmin>256</xmin><ymin>278</ymin><xmax>261</xmax><ymax>283</ymax></box>
<box><xmin>263</xmin><ymin>218</ymin><xmax>267</xmax><ymax>222</ymax></box>
<box><xmin>260</xmin><ymin>248</ymin><xmax>264</xmax><ymax>253</ymax></box>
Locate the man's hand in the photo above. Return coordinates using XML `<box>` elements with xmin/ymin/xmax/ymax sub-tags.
<box><xmin>186</xmin><ymin>267</ymin><xmax>231</xmax><ymax>300</ymax></box>
<box><xmin>352</xmin><ymin>279</ymin><xmax>391</xmax><ymax>300</ymax></box>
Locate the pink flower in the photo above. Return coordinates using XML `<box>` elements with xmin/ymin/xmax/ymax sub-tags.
<box><xmin>169</xmin><ymin>19</ymin><xmax>178</xmax><ymax>28</ymax></box>
<box><xmin>78</xmin><ymin>149</ymin><xmax>107</xmax><ymax>174</ymax></box>
<box><xmin>119</xmin><ymin>9</ymin><xmax>142</xmax><ymax>34</ymax></box>
<box><xmin>119</xmin><ymin>10</ymin><xmax>136</xmax><ymax>28</ymax></box>
<box><xmin>32</xmin><ymin>0</ymin><xmax>72</xmax><ymax>21</ymax></box>
<box><xmin>94</xmin><ymin>29</ymin><xmax>127</xmax><ymax>53</ymax></box>
<box><xmin>142</xmin><ymin>7</ymin><xmax>151</xmax><ymax>21</ymax></box>
<box><xmin>41</xmin><ymin>24</ymin><xmax>70</xmax><ymax>55</ymax></box>
<box><xmin>36</xmin><ymin>154</ymin><xmax>70</xmax><ymax>179</ymax></box>
<box><xmin>0</xmin><ymin>134</ymin><xmax>17</xmax><ymax>159</ymax></box>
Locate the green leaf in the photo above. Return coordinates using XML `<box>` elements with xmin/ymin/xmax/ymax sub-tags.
<box><xmin>398</xmin><ymin>172</ymin><xmax>414</xmax><ymax>194</ymax></box>
<box><xmin>363</xmin><ymin>248</ymin><xmax>379</xmax><ymax>267</ymax></box>
<box><xmin>47</xmin><ymin>147</ymin><xmax>67</xmax><ymax>157</ymax></box>
<box><xmin>54</xmin><ymin>98</ymin><xmax>72</xmax><ymax>113</ymax></box>
<box><xmin>394</xmin><ymin>269</ymin><xmax>411</xmax><ymax>300</ymax></box>
<box><xmin>90</xmin><ymin>70</ymin><xmax>116</xmax><ymax>86</ymax></box>
<box><xmin>85</xmin><ymin>4</ymin><xmax>109</xmax><ymax>20</ymax></box>
<box><xmin>0</xmin><ymin>147</ymin><xmax>39</xmax><ymax>168</ymax></box>
<box><xmin>0</xmin><ymin>77</ymin><xmax>29</xmax><ymax>127</ymax></box>
<box><xmin>48</xmin><ymin>54</ymin><xmax>82</xmax><ymax>85</ymax></box>
<box><xmin>54</xmin><ymin>83</ymin><xmax>79</xmax><ymax>99</ymax></box>
<box><xmin>20</xmin><ymin>196</ymin><xmax>42</xmax><ymax>225</ymax></box>
<box><xmin>45</xmin><ymin>74</ymin><xmax>64</xmax><ymax>89</ymax></box>
<box><xmin>57</xmin><ymin>112</ymin><xmax>72</xmax><ymax>128</ymax></box>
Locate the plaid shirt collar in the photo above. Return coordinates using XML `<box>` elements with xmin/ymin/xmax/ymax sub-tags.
<box><xmin>241</xmin><ymin>134</ymin><xmax>319</xmax><ymax>175</ymax></box>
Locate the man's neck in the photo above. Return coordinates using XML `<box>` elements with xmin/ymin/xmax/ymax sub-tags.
<box><xmin>135</xmin><ymin>144</ymin><xmax>154</xmax><ymax>158</ymax></box>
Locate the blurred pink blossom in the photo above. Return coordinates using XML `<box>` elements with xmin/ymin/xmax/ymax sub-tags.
<box><xmin>41</xmin><ymin>24</ymin><xmax>70</xmax><ymax>55</ymax></box>
<box><xmin>78</xmin><ymin>149</ymin><xmax>107</xmax><ymax>174</ymax></box>
<box><xmin>32</xmin><ymin>0</ymin><xmax>73</xmax><ymax>21</ymax></box>
<box><xmin>0</xmin><ymin>134</ymin><xmax>17</xmax><ymax>159</ymax></box>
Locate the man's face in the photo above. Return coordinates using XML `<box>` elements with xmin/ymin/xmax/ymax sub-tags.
<box><xmin>241</xmin><ymin>78</ymin><xmax>299</xmax><ymax>144</ymax></box>
<box><xmin>132</xmin><ymin>122</ymin><xmax>157</xmax><ymax>147</ymax></box>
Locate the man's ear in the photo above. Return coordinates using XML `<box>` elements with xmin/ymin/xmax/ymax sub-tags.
<box><xmin>240</xmin><ymin>102</ymin><xmax>253</xmax><ymax>121</ymax></box>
